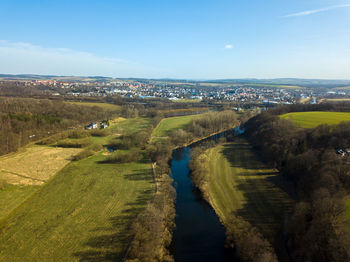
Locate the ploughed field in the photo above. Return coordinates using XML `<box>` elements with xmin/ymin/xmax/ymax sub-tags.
<box><xmin>280</xmin><ymin>111</ymin><xmax>350</xmax><ymax>128</ymax></box>
<box><xmin>0</xmin><ymin>117</ymin><xmax>154</xmax><ymax>261</ymax></box>
<box><xmin>202</xmin><ymin>139</ymin><xmax>293</xmax><ymax>244</ymax></box>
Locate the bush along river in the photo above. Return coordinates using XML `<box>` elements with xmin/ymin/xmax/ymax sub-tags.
<box><xmin>170</xmin><ymin>130</ymin><xmax>239</xmax><ymax>262</ymax></box>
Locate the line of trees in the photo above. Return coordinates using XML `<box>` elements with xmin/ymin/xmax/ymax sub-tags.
<box><xmin>245</xmin><ymin>105</ymin><xmax>350</xmax><ymax>262</ymax></box>
<box><xmin>126</xmin><ymin>140</ymin><xmax>175</xmax><ymax>262</ymax></box>
<box><xmin>0</xmin><ymin>97</ymin><xmax>116</xmax><ymax>156</ymax></box>
<box><xmin>125</xmin><ymin>174</ymin><xmax>176</xmax><ymax>262</ymax></box>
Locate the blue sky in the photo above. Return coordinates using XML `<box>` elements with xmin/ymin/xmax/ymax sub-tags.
<box><xmin>0</xmin><ymin>0</ymin><xmax>350</xmax><ymax>79</ymax></box>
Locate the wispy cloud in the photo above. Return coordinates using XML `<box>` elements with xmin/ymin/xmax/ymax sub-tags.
<box><xmin>224</xmin><ymin>44</ymin><xmax>233</xmax><ymax>49</ymax></box>
<box><xmin>283</xmin><ymin>4</ymin><xmax>350</xmax><ymax>18</ymax></box>
<box><xmin>0</xmin><ymin>40</ymin><xmax>162</xmax><ymax>77</ymax></box>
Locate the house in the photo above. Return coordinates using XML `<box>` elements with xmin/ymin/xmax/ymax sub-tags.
<box><xmin>85</xmin><ymin>122</ymin><xmax>98</xmax><ymax>130</ymax></box>
<box><xmin>100</xmin><ymin>123</ymin><xmax>108</xmax><ymax>129</ymax></box>
<box><xmin>336</xmin><ymin>149</ymin><xmax>347</xmax><ymax>157</ymax></box>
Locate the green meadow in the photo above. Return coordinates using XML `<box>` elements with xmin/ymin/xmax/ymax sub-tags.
<box><xmin>0</xmin><ymin>117</ymin><xmax>154</xmax><ymax>261</ymax></box>
<box><xmin>0</xmin><ymin>185</ymin><xmax>38</xmax><ymax>220</ymax></box>
<box><xmin>152</xmin><ymin>114</ymin><xmax>200</xmax><ymax>139</ymax></box>
<box><xmin>280</xmin><ymin>111</ymin><xmax>350</xmax><ymax>128</ymax></box>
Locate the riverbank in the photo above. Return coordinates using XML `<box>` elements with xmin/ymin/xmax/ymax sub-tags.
<box><xmin>190</xmin><ymin>138</ymin><xmax>294</xmax><ymax>261</ymax></box>
<box><xmin>125</xmin><ymin>111</ymin><xmax>239</xmax><ymax>261</ymax></box>
<box><xmin>170</xmin><ymin>146</ymin><xmax>235</xmax><ymax>262</ymax></box>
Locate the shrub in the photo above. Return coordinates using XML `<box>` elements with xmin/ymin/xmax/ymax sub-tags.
<box><xmin>225</xmin><ymin>216</ymin><xmax>278</xmax><ymax>262</ymax></box>
<box><xmin>72</xmin><ymin>143</ymin><xmax>103</xmax><ymax>161</ymax></box>
<box><xmin>56</xmin><ymin>138</ymin><xmax>91</xmax><ymax>148</ymax></box>
<box><xmin>89</xmin><ymin>143</ymin><xmax>103</xmax><ymax>151</ymax></box>
<box><xmin>108</xmin><ymin>130</ymin><xmax>151</xmax><ymax>150</ymax></box>
<box><xmin>104</xmin><ymin>149</ymin><xmax>142</xmax><ymax>163</ymax></box>
<box><xmin>68</xmin><ymin>130</ymin><xmax>91</xmax><ymax>139</ymax></box>
<box><xmin>37</xmin><ymin>132</ymin><xmax>69</xmax><ymax>145</ymax></box>
<box><xmin>90</xmin><ymin>129</ymin><xmax>111</xmax><ymax>137</ymax></box>
<box><xmin>72</xmin><ymin>149</ymin><xmax>95</xmax><ymax>161</ymax></box>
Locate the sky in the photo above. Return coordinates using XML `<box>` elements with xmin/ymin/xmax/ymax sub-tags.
<box><xmin>0</xmin><ymin>0</ymin><xmax>350</xmax><ymax>79</ymax></box>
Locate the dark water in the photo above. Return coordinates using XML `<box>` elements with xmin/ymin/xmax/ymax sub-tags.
<box><xmin>170</xmin><ymin>133</ymin><xmax>238</xmax><ymax>262</ymax></box>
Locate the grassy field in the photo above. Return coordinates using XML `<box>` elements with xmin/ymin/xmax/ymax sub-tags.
<box><xmin>0</xmin><ymin>185</ymin><xmax>38</xmax><ymax>220</ymax></box>
<box><xmin>280</xmin><ymin>111</ymin><xmax>350</xmax><ymax>128</ymax></box>
<box><xmin>152</xmin><ymin>114</ymin><xmax>200</xmax><ymax>138</ymax></box>
<box><xmin>67</xmin><ymin>101</ymin><xmax>121</xmax><ymax>111</ymax></box>
<box><xmin>0</xmin><ymin>153</ymin><xmax>153</xmax><ymax>261</ymax></box>
<box><xmin>203</xmin><ymin>139</ymin><xmax>293</xmax><ymax>240</ymax></box>
<box><xmin>110</xmin><ymin>117</ymin><xmax>152</xmax><ymax>135</ymax></box>
<box><xmin>0</xmin><ymin>117</ymin><xmax>155</xmax><ymax>261</ymax></box>
<box><xmin>0</xmin><ymin>146</ymin><xmax>81</xmax><ymax>185</ymax></box>
<box><xmin>346</xmin><ymin>198</ymin><xmax>350</xmax><ymax>227</ymax></box>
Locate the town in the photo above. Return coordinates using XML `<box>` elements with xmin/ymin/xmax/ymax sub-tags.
<box><xmin>1</xmin><ymin>75</ymin><xmax>350</xmax><ymax>106</ymax></box>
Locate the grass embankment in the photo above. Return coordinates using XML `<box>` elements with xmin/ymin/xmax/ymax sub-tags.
<box><xmin>0</xmin><ymin>117</ymin><xmax>155</xmax><ymax>261</ymax></box>
<box><xmin>280</xmin><ymin>111</ymin><xmax>350</xmax><ymax>128</ymax></box>
<box><xmin>193</xmin><ymin>139</ymin><xmax>293</xmax><ymax>260</ymax></box>
<box><xmin>202</xmin><ymin>139</ymin><xmax>293</xmax><ymax>238</ymax></box>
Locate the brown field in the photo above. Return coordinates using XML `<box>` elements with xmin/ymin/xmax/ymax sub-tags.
<box><xmin>66</xmin><ymin>101</ymin><xmax>121</xmax><ymax>111</ymax></box>
<box><xmin>0</xmin><ymin>146</ymin><xmax>81</xmax><ymax>185</ymax></box>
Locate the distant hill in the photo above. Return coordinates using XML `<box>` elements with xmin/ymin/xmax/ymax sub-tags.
<box><xmin>204</xmin><ymin>78</ymin><xmax>350</xmax><ymax>88</ymax></box>
<box><xmin>0</xmin><ymin>74</ymin><xmax>114</xmax><ymax>82</ymax></box>
<box><xmin>1</xmin><ymin>74</ymin><xmax>350</xmax><ymax>89</ymax></box>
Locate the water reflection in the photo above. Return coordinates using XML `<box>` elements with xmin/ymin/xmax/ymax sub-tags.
<box><xmin>170</xmin><ymin>131</ymin><xmax>238</xmax><ymax>262</ymax></box>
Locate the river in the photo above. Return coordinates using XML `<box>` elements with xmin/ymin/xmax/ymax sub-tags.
<box><xmin>170</xmin><ymin>131</ymin><xmax>238</xmax><ymax>262</ymax></box>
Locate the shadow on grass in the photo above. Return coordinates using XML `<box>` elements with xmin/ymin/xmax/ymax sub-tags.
<box><xmin>220</xmin><ymin>142</ymin><xmax>268</xmax><ymax>170</ymax></box>
<box><xmin>124</xmin><ymin>171</ymin><xmax>153</xmax><ymax>181</ymax></box>
<box><xmin>72</xmin><ymin>169</ymin><xmax>154</xmax><ymax>262</ymax></box>
<box><xmin>219</xmin><ymin>140</ymin><xmax>294</xmax><ymax>260</ymax></box>
<box><xmin>234</xmin><ymin>177</ymin><xmax>293</xmax><ymax>237</ymax></box>
<box><xmin>219</xmin><ymin>140</ymin><xmax>294</xmax><ymax>234</ymax></box>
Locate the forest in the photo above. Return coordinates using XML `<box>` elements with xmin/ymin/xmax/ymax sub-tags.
<box><xmin>0</xmin><ymin>97</ymin><xmax>118</xmax><ymax>155</ymax></box>
<box><xmin>245</xmin><ymin>104</ymin><xmax>350</xmax><ymax>262</ymax></box>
